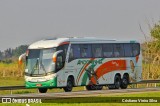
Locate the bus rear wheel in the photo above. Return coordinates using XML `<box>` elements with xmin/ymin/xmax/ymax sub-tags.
<box><xmin>120</xmin><ymin>75</ymin><xmax>128</xmax><ymax>89</ymax></box>
<box><xmin>108</xmin><ymin>85</ymin><xmax>115</xmax><ymax>89</ymax></box>
<box><xmin>38</xmin><ymin>88</ymin><xmax>47</xmax><ymax>93</ymax></box>
<box><xmin>63</xmin><ymin>77</ymin><xmax>73</xmax><ymax>92</ymax></box>
<box><xmin>86</xmin><ymin>85</ymin><xmax>92</xmax><ymax>90</ymax></box>
<box><xmin>114</xmin><ymin>75</ymin><xmax>121</xmax><ymax>89</ymax></box>
<box><xmin>95</xmin><ymin>85</ymin><xmax>103</xmax><ymax>90</ymax></box>
<box><xmin>108</xmin><ymin>75</ymin><xmax>121</xmax><ymax>89</ymax></box>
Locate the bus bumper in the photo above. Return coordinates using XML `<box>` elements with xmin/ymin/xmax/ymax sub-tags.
<box><xmin>25</xmin><ymin>77</ymin><xmax>57</xmax><ymax>88</ymax></box>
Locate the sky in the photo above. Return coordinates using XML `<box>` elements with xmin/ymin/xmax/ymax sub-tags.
<box><xmin>0</xmin><ymin>0</ymin><xmax>160</xmax><ymax>51</ymax></box>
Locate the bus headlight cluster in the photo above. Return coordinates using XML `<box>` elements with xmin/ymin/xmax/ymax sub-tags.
<box><xmin>45</xmin><ymin>77</ymin><xmax>53</xmax><ymax>81</ymax></box>
<box><xmin>25</xmin><ymin>76</ymin><xmax>29</xmax><ymax>81</ymax></box>
<box><xmin>45</xmin><ymin>74</ymin><xmax>57</xmax><ymax>81</ymax></box>
<box><xmin>25</xmin><ymin>74</ymin><xmax>56</xmax><ymax>82</ymax></box>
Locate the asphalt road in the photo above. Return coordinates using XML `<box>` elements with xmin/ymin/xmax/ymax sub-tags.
<box><xmin>1</xmin><ymin>87</ymin><xmax>160</xmax><ymax>98</ymax></box>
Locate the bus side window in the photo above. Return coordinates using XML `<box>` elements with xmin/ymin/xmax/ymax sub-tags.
<box><xmin>132</xmin><ymin>43</ymin><xmax>140</xmax><ymax>56</ymax></box>
<box><xmin>102</xmin><ymin>44</ymin><xmax>113</xmax><ymax>58</ymax></box>
<box><xmin>57</xmin><ymin>44</ymin><xmax>69</xmax><ymax>63</ymax></box>
<box><xmin>114</xmin><ymin>44</ymin><xmax>124</xmax><ymax>57</ymax></box>
<box><xmin>56</xmin><ymin>53</ymin><xmax>63</xmax><ymax>71</ymax></box>
<box><xmin>69</xmin><ymin>47</ymin><xmax>74</xmax><ymax>61</ymax></box>
<box><xmin>81</xmin><ymin>48</ymin><xmax>87</xmax><ymax>57</ymax></box>
<box><xmin>69</xmin><ymin>44</ymin><xmax>81</xmax><ymax>62</ymax></box>
<box><xmin>124</xmin><ymin>44</ymin><xmax>132</xmax><ymax>57</ymax></box>
<box><xmin>73</xmin><ymin>45</ymin><xmax>81</xmax><ymax>59</ymax></box>
<box><xmin>92</xmin><ymin>44</ymin><xmax>102</xmax><ymax>58</ymax></box>
<box><xmin>80</xmin><ymin>44</ymin><xmax>92</xmax><ymax>58</ymax></box>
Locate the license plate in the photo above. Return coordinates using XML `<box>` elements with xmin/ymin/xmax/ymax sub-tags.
<box><xmin>36</xmin><ymin>84</ymin><xmax>42</xmax><ymax>87</ymax></box>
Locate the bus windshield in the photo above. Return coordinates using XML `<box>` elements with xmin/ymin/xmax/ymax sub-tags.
<box><xmin>25</xmin><ymin>48</ymin><xmax>56</xmax><ymax>76</ymax></box>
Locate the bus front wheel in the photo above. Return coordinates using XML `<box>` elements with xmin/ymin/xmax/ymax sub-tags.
<box><xmin>38</xmin><ymin>88</ymin><xmax>47</xmax><ymax>93</ymax></box>
<box><xmin>63</xmin><ymin>77</ymin><xmax>73</xmax><ymax>92</ymax></box>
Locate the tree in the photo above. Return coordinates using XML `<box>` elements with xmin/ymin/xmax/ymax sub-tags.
<box><xmin>0</xmin><ymin>51</ymin><xmax>3</xmax><ymax>60</ymax></box>
<box><xmin>150</xmin><ymin>22</ymin><xmax>160</xmax><ymax>51</ymax></box>
<box><xmin>142</xmin><ymin>21</ymin><xmax>160</xmax><ymax>80</ymax></box>
<box><xmin>12</xmin><ymin>45</ymin><xmax>28</xmax><ymax>57</ymax></box>
<box><xmin>151</xmin><ymin>23</ymin><xmax>160</xmax><ymax>40</ymax></box>
<box><xmin>4</xmin><ymin>48</ymin><xmax>13</xmax><ymax>58</ymax></box>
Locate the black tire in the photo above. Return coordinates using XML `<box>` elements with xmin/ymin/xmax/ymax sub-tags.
<box><xmin>114</xmin><ymin>75</ymin><xmax>121</xmax><ymax>89</ymax></box>
<box><xmin>86</xmin><ymin>85</ymin><xmax>103</xmax><ymax>90</ymax></box>
<box><xmin>86</xmin><ymin>85</ymin><xmax>92</xmax><ymax>90</ymax></box>
<box><xmin>108</xmin><ymin>75</ymin><xmax>121</xmax><ymax>89</ymax></box>
<box><xmin>38</xmin><ymin>88</ymin><xmax>47</xmax><ymax>93</ymax></box>
<box><xmin>96</xmin><ymin>85</ymin><xmax>103</xmax><ymax>90</ymax></box>
<box><xmin>108</xmin><ymin>84</ymin><xmax>115</xmax><ymax>89</ymax></box>
<box><xmin>63</xmin><ymin>77</ymin><xmax>73</xmax><ymax>92</ymax></box>
<box><xmin>120</xmin><ymin>75</ymin><xmax>128</xmax><ymax>89</ymax></box>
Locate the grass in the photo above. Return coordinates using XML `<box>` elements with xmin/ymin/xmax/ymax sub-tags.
<box><xmin>103</xmin><ymin>91</ymin><xmax>160</xmax><ymax>97</ymax></box>
<box><xmin>0</xmin><ymin>77</ymin><xmax>24</xmax><ymax>86</ymax></box>
<box><xmin>1</xmin><ymin>92</ymin><xmax>160</xmax><ymax>106</ymax></box>
<box><xmin>0</xmin><ymin>62</ymin><xmax>24</xmax><ymax>77</ymax></box>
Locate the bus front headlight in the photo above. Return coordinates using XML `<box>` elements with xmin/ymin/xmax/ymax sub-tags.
<box><xmin>45</xmin><ymin>74</ymin><xmax>57</xmax><ymax>81</ymax></box>
<box><xmin>25</xmin><ymin>76</ymin><xmax>32</xmax><ymax>82</ymax></box>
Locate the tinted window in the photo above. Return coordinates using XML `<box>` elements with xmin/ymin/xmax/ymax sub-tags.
<box><xmin>80</xmin><ymin>44</ymin><xmax>92</xmax><ymax>58</ymax></box>
<box><xmin>124</xmin><ymin>44</ymin><xmax>132</xmax><ymax>57</ymax></box>
<box><xmin>132</xmin><ymin>43</ymin><xmax>140</xmax><ymax>56</ymax></box>
<box><xmin>92</xmin><ymin>44</ymin><xmax>102</xmax><ymax>57</ymax></box>
<box><xmin>57</xmin><ymin>44</ymin><xmax>69</xmax><ymax>61</ymax></box>
<box><xmin>73</xmin><ymin>45</ymin><xmax>81</xmax><ymax>58</ymax></box>
<box><xmin>68</xmin><ymin>43</ymin><xmax>140</xmax><ymax>60</ymax></box>
<box><xmin>69</xmin><ymin>46</ymin><xmax>74</xmax><ymax>61</ymax></box>
<box><xmin>113</xmin><ymin>44</ymin><xmax>124</xmax><ymax>57</ymax></box>
<box><xmin>28</xmin><ymin>49</ymin><xmax>40</xmax><ymax>59</ymax></box>
<box><xmin>69</xmin><ymin>44</ymin><xmax>81</xmax><ymax>60</ymax></box>
<box><xmin>102</xmin><ymin>44</ymin><xmax>113</xmax><ymax>58</ymax></box>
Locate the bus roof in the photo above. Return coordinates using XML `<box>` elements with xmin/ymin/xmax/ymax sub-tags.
<box><xmin>28</xmin><ymin>37</ymin><xmax>138</xmax><ymax>49</ymax></box>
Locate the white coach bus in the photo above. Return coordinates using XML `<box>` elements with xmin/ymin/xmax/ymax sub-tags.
<box><xmin>19</xmin><ymin>37</ymin><xmax>142</xmax><ymax>93</ymax></box>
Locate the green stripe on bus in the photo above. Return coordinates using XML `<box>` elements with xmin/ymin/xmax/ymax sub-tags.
<box><xmin>81</xmin><ymin>58</ymin><xmax>105</xmax><ymax>85</ymax></box>
<box><xmin>76</xmin><ymin>61</ymin><xmax>88</xmax><ymax>84</ymax></box>
<box><xmin>81</xmin><ymin>64</ymin><xmax>96</xmax><ymax>85</ymax></box>
<box><xmin>81</xmin><ymin>72</ymin><xmax>88</xmax><ymax>86</ymax></box>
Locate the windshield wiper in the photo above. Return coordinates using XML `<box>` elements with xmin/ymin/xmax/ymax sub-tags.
<box><xmin>29</xmin><ymin>58</ymin><xmax>47</xmax><ymax>76</ymax></box>
<box><xmin>40</xmin><ymin>60</ymin><xmax>47</xmax><ymax>75</ymax></box>
<box><xmin>30</xmin><ymin>58</ymin><xmax>39</xmax><ymax>76</ymax></box>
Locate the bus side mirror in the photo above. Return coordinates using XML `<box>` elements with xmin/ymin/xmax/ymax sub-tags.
<box><xmin>18</xmin><ymin>53</ymin><xmax>26</xmax><ymax>65</ymax></box>
<box><xmin>52</xmin><ymin>50</ymin><xmax>63</xmax><ymax>62</ymax></box>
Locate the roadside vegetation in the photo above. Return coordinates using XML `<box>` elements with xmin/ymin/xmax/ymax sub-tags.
<box><xmin>141</xmin><ymin>21</ymin><xmax>160</xmax><ymax>80</ymax></box>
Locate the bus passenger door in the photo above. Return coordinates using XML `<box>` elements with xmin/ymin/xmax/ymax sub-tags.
<box><xmin>56</xmin><ymin>44</ymin><xmax>69</xmax><ymax>87</ymax></box>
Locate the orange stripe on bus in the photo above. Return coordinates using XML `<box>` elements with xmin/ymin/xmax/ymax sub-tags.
<box><xmin>90</xmin><ymin>60</ymin><xmax>126</xmax><ymax>84</ymax></box>
<box><xmin>59</xmin><ymin>42</ymin><xmax>70</xmax><ymax>46</ymax></box>
<box><xmin>136</xmin><ymin>55</ymin><xmax>139</xmax><ymax>63</ymax></box>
